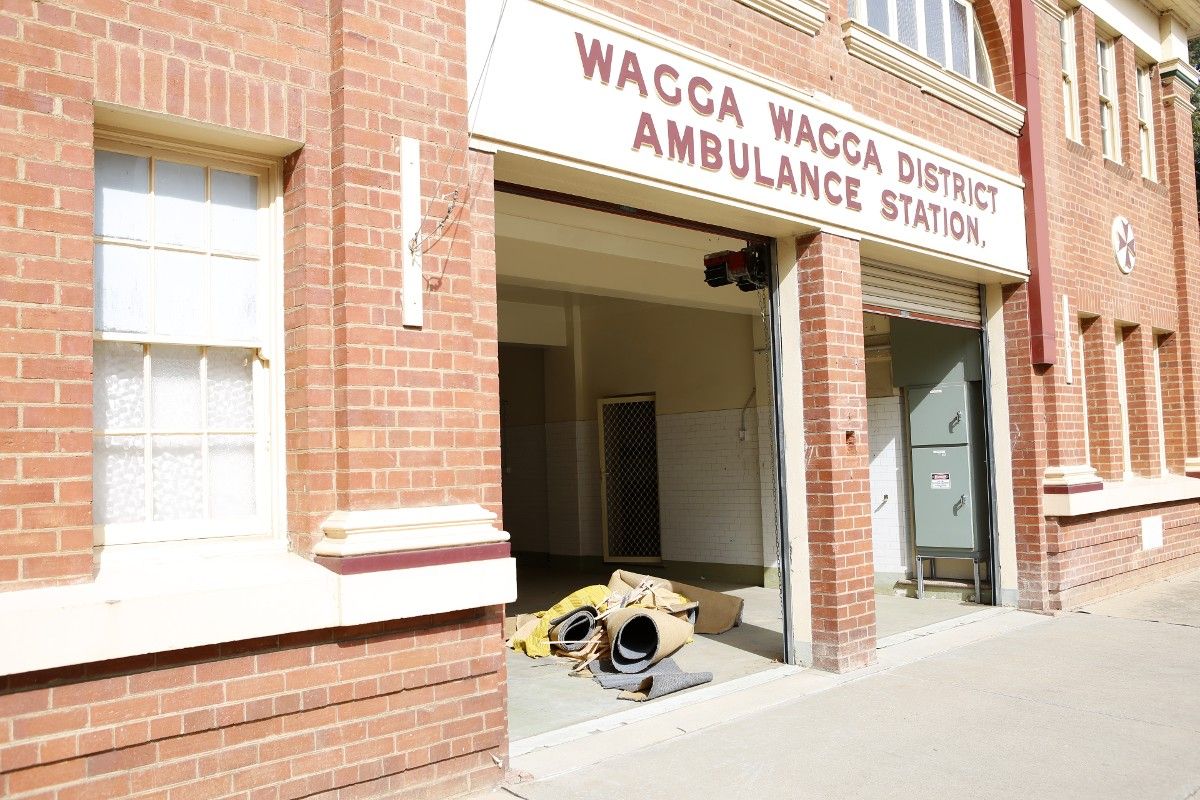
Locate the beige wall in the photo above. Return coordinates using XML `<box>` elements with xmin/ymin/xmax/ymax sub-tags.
<box><xmin>499</xmin><ymin>344</ymin><xmax>547</xmax><ymax>428</ymax></box>
<box><xmin>540</xmin><ymin>294</ymin><xmax>756</xmax><ymax>420</ymax></box>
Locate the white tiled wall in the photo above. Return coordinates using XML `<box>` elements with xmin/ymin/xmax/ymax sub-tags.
<box><xmin>544</xmin><ymin>421</ymin><xmax>602</xmax><ymax>557</ymax></box>
<box><xmin>657</xmin><ymin>408</ymin><xmax>764</xmax><ymax>567</ymax></box>
<box><xmin>868</xmin><ymin>395</ymin><xmax>911</xmax><ymax>574</ymax></box>
<box><xmin>538</xmin><ymin>411</ymin><xmax>766</xmax><ymax>567</ymax></box>
<box><xmin>756</xmin><ymin>404</ymin><xmax>781</xmax><ymax>574</ymax></box>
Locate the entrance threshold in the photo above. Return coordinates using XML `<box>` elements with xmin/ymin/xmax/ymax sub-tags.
<box><xmin>876</xmin><ymin>605</ymin><xmax>1011</xmax><ymax>649</ymax></box>
<box><xmin>509</xmin><ymin>664</ymin><xmax>801</xmax><ymax>758</ymax></box>
<box><xmin>498</xmin><ymin>608</ymin><xmax>1044</xmax><ymax>792</ymax></box>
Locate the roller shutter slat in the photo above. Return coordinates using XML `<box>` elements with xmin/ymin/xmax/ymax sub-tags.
<box><xmin>861</xmin><ymin>261</ymin><xmax>980</xmax><ymax>323</ymax></box>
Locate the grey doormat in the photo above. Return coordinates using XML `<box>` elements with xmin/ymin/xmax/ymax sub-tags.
<box><xmin>587</xmin><ymin>657</ymin><xmax>713</xmax><ymax>702</ymax></box>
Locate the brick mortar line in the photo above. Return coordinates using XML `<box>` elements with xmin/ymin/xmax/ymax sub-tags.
<box><xmin>2</xmin><ymin>609</ymin><xmax>488</xmax><ymax>693</ymax></box>
<box><xmin>3</xmin><ymin>667</ymin><xmax>503</xmax><ymax>778</ymax></box>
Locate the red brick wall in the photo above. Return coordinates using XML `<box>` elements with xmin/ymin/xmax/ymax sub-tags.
<box><xmin>0</xmin><ymin>0</ymin><xmax>500</xmax><ymax>584</ymax></box>
<box><xmin>1002</xmin><ymin>281</ymin><xmax>1053</xmax><ymax>611</ymax></box>
<box><xmin>1049</xmin><ymin>506</ymin><xmax>1200</xmax><ymax>607</ymax></box>
<box><xmin>1014</xmin><ymin>1</ymin><xmax>1200</xmax><ymax>608</ymax></box>
<box><xmin>797</xmin><ymin>232</ymin><xmax>876</xmax><ymax>673</ymax></box>
<box><xmin>0</xmin><ymin>608</ymin><xmax>507</xmax><ymax>799</ymax></box>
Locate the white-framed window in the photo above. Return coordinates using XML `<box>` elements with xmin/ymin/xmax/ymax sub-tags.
<box><xmin>1114</xmin><ymin>324</ymin><xmax>1132</xmax><ymax>478</ymax></box>
<box><xmin>1096</xmin><ymin>37</ymin><xmax>1120</xmax><ymax>161</ymax></box>
<box><xmin>1060</xmin><ymin>12</ymin><xmax>1080</xmax><ymax>141</ymax></box>
<box><xmin>92</xmin><ymin>136</ymin><xmax>279</xmax><ymax>546</ymax></box>
<box><xmin>855</xmin><ymin>0</ymin><xmax>994</xmax><ymax>88</ymax></box>
<box><xmin>1152</xmin><ymin>333</ymin><xmax>1169</xmax><ymax>474</ymax></box>
<box><xmin>1136</xmin><ymin>64</ymin><xmax>1157</xmax><ymax>179</ymax></box>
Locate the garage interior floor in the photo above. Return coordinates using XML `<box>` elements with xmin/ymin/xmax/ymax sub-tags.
<box><xmin>507</xmin><ymin>561</ymin><xmax>984</xmax><ymax>742</ymax></box>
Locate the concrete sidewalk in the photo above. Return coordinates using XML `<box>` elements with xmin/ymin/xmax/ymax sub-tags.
<box><xmin>475</xmin><ymin>570</ymin><xmax>1200</xmax><ymax>800</ymax></box>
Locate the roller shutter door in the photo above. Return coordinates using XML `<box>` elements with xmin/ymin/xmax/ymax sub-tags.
<box><xmin>861</xmin><ymin>261</ymin><xmax>981</xmax><ymax>325</ymax></box>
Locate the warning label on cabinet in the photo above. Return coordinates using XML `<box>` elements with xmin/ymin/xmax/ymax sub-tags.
<box><xmin>930</xmin><ymin>472</ymin><xmax>952</xmax><ymax>489</ymax></box>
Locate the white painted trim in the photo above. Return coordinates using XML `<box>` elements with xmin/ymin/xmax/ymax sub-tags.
<box><xmin>736</xmin><ymin>0</ymin><xmax>828</xmax><ymax>36</ymax></box>
<box><xmin>841</xmin><ymin>20</ymin><xmax>1026</xmax><ymax>135</ymax></box>
<box><xmin>400</xmin><ymin>136</ymin><xmax>423</xmax><ymax>328</ymax></box>
<box><xmin>1043</xmin><ymin>475</ymin><xmax>1200</xmax><ymax>516</ymax></box>
<box><xmin>315</xmin><ymin>503</ymin><xmax>509</xmax><ymax>556</ymax></box>
<box><xmin>1043</xmin><ymin>463</ymin><xmax>1103</xmax><ymax>487</ymax></box>
<box><xmin>506</xmin><ymin>0</ymin><xmax>1027</xmax><ymax>184</ymax></box>
<box><xmin>984</xmin><ymin>284</ymin><xmax>1020</xmax><ymax>613</ymax></box>
<box><xmin>94</xmin><ymin>105</ymin><xmax>302</xmax><ymax>160</ymax></box>
<box><xmin>0</xmin><ymin>549</ymin><xmax>516</xmax><ymax>677</ymax></box>
<box><xmin>1033</xmin><ymin>0</ymin><xmax>1069</xmax><ymax>21</ymax></box>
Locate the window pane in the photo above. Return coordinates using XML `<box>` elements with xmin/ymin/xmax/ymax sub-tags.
<box><xmin>210</xmin><ymin>256</ymin><xmax>258</xmax><ymax>341</ymax></box>
<box><xmin>150</xmin><ymin>345</ymin><xmax>202</xmax><ymax>431</ymax></box>
<box><xmin>95</xmin><ymin>151</ymin><xmax>149</xmax><ymax>241</ymax></box>
<box><xmin>974</xmin><ymin>26</ymin><xmax>992</xmax><ymax>87</ymax></box>
<box><xmin>152</xmin><ymin>435</ymin><xmax>204</xmax><ymax>521</ymax></box>
<box><xmin>1063</xmin><ymin>80</ymin><xmax>1074</xmax><ymax>136</ymax></box>
<box><xmin>950</xmin><ymin>1</ymin><xmax>970</xmax><ymax>75</ymax></box>
<box><xmin>210</xmin><ymin>434</ymin><xmax>256</xmax><ymax>518</ymax></box>
<box><xmin>207</xmin><ymin>348</ymin><xmax>255</xmax><ymax>430</ymax></box>
<box><xmin>1059</xmin><ymin>18</ymin><xmax>1069</xmax><ymax>68</ymax></box>
<box><xmin>94</xmin><ymin>435</ymin><xmax>145</xmax><ymax>524</ymax></box>
<box><xmin>153</xmin><ymin>250</ymin><xmax>206</xmax><ymax>338</ymax></box>
<box><xmin>95</xmin><ymin>243</ymin><xmax>151</xmax><ymax>333</ymax></box>
<box><xmin>923</xmin><ymin>0</ymin><xmax>945</xmax><ymax>63</ymax></box>
<box><xmin>94</xmin><ymin>341</ymin><xmax>144</xmax><ymax>430</ymax></box>
<box><xmin>154</xmin><ymin>160</ymin><xmax>207</xmax><ymax>250</ymax></box>
<box><xmin>866</xmin><ymin>0</ymin><xmax>890</xmax><ymax>33</ymax></box>
<box><xmin>896</xmin><ymin>0</ymin><xmax>918</xmax><ymax>48</ymax></box>
<box><xmin>211</xmin><ymin>170</ymin><xmax>259</xmax><ymax>254</ymax></box>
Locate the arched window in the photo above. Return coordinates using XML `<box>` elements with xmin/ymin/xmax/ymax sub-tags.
<box><xmin>851</xmin><ymin>0</ymin><xmax>994</xmax><ymax>88</ymax></box>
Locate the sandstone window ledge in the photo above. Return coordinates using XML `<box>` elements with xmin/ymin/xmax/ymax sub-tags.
<box><xmin>1043</xmin><ymin>474</ymin><xmax>1200</xmax><ymax>517</ymax></box>
<box><xmin>737</xmin><ymin>0</ymin><xmax>828</xmax><ymax>36</ymax></box>
<box><xmin>0</xmin><ymin>545</ymin><xmax>515</xmax><ymax>678</ymax></box>
<box><xmin>841</xmin><ymin>20</ymin><xmax>1026</xmax><ymax>135</ymax></box>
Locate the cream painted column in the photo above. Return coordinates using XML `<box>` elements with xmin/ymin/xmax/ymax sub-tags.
<box><xmin>984</xmin><ymin>284</ymin><xmax>1019</xmax><ymax>607</ymax></box>
<box><xmin>774</xmin><ymin>237</ymin><xmax>813</xmax><ymax>665</ymax></box>
<box><xmin>752</xmin><ymin>314</ymin><xmax>779</xmax><ymax>588</ymax></box>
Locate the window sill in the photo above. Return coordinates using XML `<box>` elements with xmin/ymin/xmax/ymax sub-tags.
<box><xmin>0</xmin><ymin>539</ymin><xmax>515</xmax><ymax>678</ymax></box>
<box><xmin>841</xmin><ymin>20</ymin><xmax>1025</xmax><ymax>135</ymax></box>
<box><xmin>736</xmin><ymin>0</ymin><xmax>827</xmax><ymax>36</ymax></box>
<box><xmin>1044</xmin><ymin>474</ymin><xmax>1200</xmax><ymax>517</ymax></box>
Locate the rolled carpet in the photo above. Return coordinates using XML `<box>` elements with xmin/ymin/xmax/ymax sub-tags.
<box><xmin>587</xmin><ymin>657</ymin><xmax>713</xmax><ymax>701</ymax></box>
<box><xmin>603</xmin><ymin>607</ymin><xmax>693</xmax><ymax>674</ymax></box>
<box><xmin>607</xmin><ymin>570</ymin><xmax>743</xmax><ymax>635</ymax></box>
<box><xmin>546</xmin><ymin>605</ymin><xmax>598</xmax><ymax>652</ymax></box>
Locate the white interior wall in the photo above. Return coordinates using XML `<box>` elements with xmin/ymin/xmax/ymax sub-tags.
<box><xmin>658</xmin><ymin>408</ymin><xmax>764</xmax><ymax>567</ymax></box>
<box><xmin>867</xmin><ymin>395</ymin><xmax>910</xmax><ymax>576</ymax></box>
<box><xmin>498</xmin><ymin>287</ymin><xmax>767</xmax><ymax>569</ymax></box>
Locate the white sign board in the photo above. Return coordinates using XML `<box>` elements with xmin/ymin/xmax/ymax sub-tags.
<box><xmin>467</xmin><ymin>0</ymin><xmax>1028</xmax><ymax>276</ymax></box>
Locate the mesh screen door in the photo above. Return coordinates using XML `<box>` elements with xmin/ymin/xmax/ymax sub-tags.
<box><xmin>598</xmin><ymin>395</ymin><xmax>662</xmax><ymax>563</ymax></box>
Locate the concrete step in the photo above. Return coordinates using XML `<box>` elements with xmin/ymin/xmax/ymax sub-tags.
<box><xmin>892</xmin><ymin>578</ymin><xmax>991</xmax><ymax>602</ymax></box>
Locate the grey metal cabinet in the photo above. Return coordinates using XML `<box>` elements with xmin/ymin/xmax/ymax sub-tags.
<box><xmin>909</xmin><ymin>445</ymin><xmax>974</xmax><ymax>551</ymax></box>
<box><xmin>907</xmin><ymin>384</ymin><xmax>970</xmax><ymax>447</ymax></box>
<box><xmin>905</xmin><ymin>380</ymin><xmax>988</xmax><ymax>600</ymax></box>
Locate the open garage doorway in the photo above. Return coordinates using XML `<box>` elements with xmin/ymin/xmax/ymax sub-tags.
<box><xmin>494</xmin><ymin>187</ymin><xmax>788</xmax><ymax>745</ymax></box>
<box><xmin>861</xmin><ymin>265</ymin><xmax>999</xmax><ymax>642</ymax></box>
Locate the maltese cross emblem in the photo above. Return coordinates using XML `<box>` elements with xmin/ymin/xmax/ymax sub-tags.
<box><xmin>1112</xmin><ymin>216</ymin><xmax>1135</xmax><ymax>274</ymax></box>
